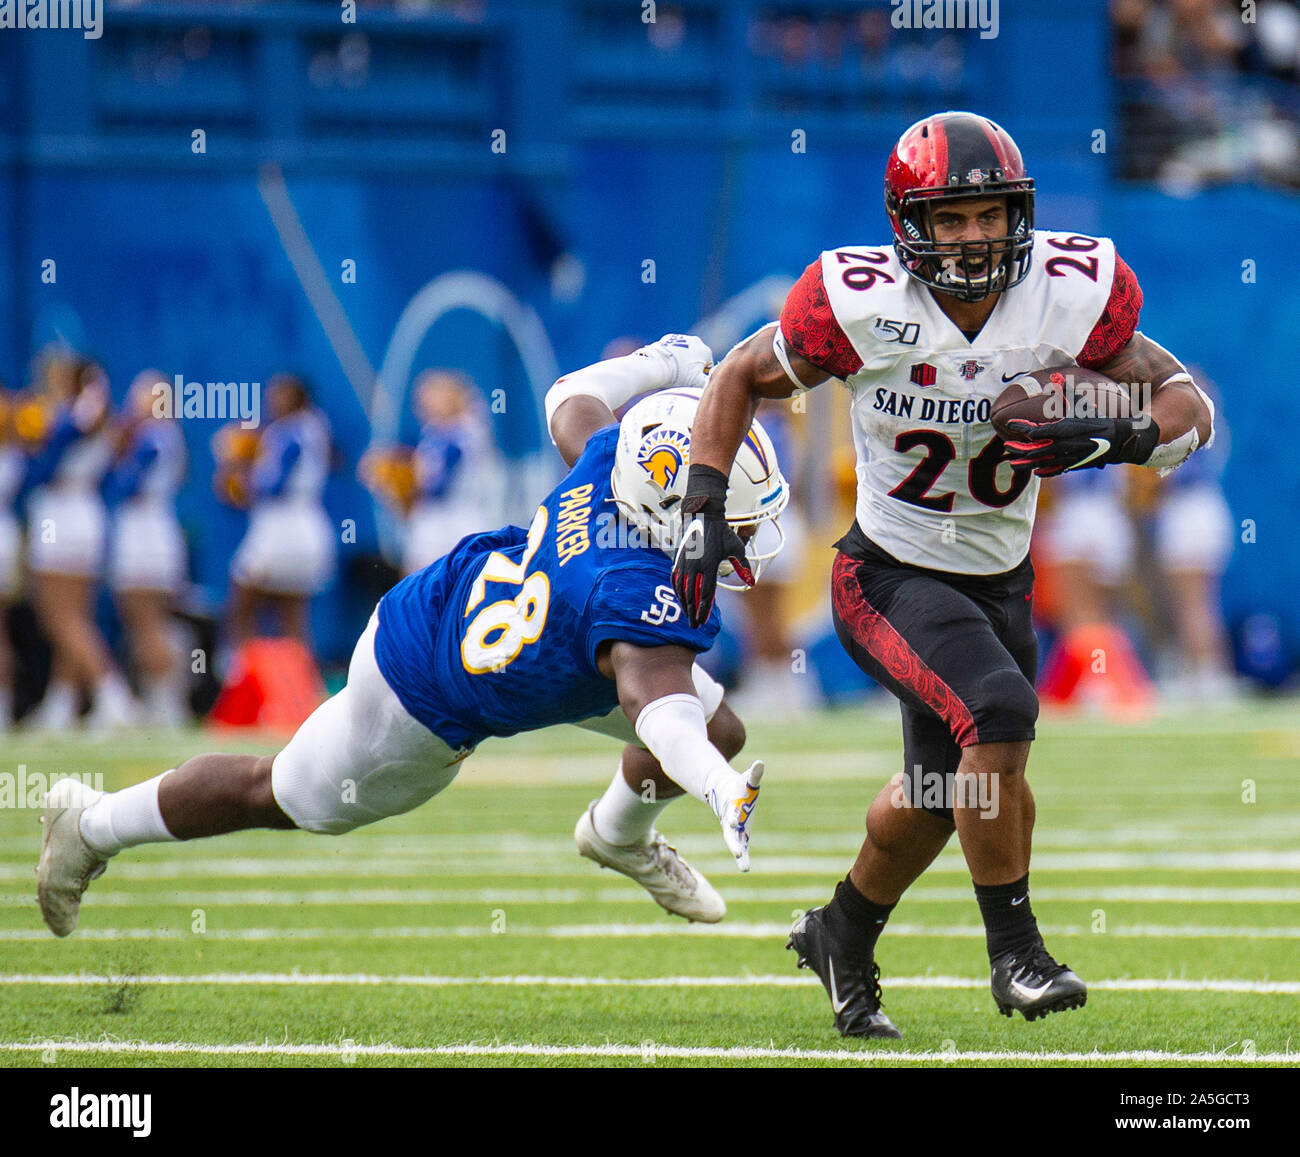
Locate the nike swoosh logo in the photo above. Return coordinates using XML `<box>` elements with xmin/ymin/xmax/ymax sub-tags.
<box><xmin>1000</xmin><ymin>370</ymin><xmax>1035</xmax><ymax>383</ymax></box>
<box><xmin>1011</xmin><ymin>895</ymin><xmax>1027</xmax><ymax>906</ymax></box>
<box><xmin>828</xmin><ymin>956</ymin><xmax>849</xmax><ymax>1015</ymax></box>
<box><xmin>1010</xmin><ymin>977</ymin><xmax>1053</xmax><ymax>1000</ymax></box>
<box><xmin>1073</xmin><ymin>437</ymin><xmax>1110</xmax><ymax>468</ymax></box>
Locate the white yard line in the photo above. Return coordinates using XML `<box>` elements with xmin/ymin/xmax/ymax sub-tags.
<box><xmin>3</xmin><ymin>972</ymin><xmax>1298</xmax><ymax>995</ymax></box>
<box><xmin>2</xmin><ymin>922</ymin><xmax>1299</xmax><ymax>941</ymax></box>
<box><xmin>0</xmin><ymin>1039</ymin><xmax>1291</xmax><ymax>1064</ymax></box>
<box><xmin>3</xmin><ymin>849</ymin><xmax>1300</xmax><ymax>881</ymax></box>
<box><xmin>4</xmin><ymin>821</ymin><xmax>1299</xmax><ymax>856</ymax></box>
<box><xmin>2</xmin><ymin>884</ymin><xmax>1296</xmax><ymax>908</ymax></box>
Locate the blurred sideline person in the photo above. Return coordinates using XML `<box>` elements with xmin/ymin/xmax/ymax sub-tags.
<box><xmin>1037</xmin><ymin>467</ymin><xmax>1133</xmax><ymax>630</ymax></box>
<box><xmin>0</xmin><ymin>386</ymin><xmax>25</xmax><ymax>729</ymax></box>
<box><xmin>361</xmin><ymin>370</ymin><xmax>503</xmax><ymax>575</ymax></box>
<box><xmin>1032</xmin><ymin>465</ymin><xmax>1156</xmax><ymax>717</ymax></box>
<box><xmin>106</xmin><ymin>370</ymin><xmax>189</xmax><ymax>728</ymax></box>
<box><xmin>405</xmin><ymin>370</ymin><xmax>502</xmax><ymax>574</ymax></box>
<box><xmin>228</xmin><ymin>374</ymin><xmax>336</xmax><ymax>647</ymax></box>
<box><xmin>25</xmin><ymin>353</ymin><xmax>139</xmax><ymax>731</ymax></box>
<box><xmin>37</xmin><ymin>336</ymin><xmax>776</xmax><ymax>940</ymax></box>
<box><xmin>1147</xmin><ymin>374</ymin><xmax>1235</xmax><ymax>701</ymax></box>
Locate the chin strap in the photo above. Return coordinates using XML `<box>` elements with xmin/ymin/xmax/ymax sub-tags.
<box><xmin>771</xmin><ymin>326</ymin><xmax>806</xmax><ymax>390</ymax></box>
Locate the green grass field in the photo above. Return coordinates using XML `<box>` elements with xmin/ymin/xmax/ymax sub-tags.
<box><xmin>2</xmin><ymin>700</ymin><xmax>1298</xmax><ymax>1068</ymax></box>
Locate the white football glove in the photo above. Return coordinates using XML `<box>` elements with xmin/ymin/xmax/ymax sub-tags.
<box><xmin>708</xmin><ymin>760</ymin><xmax>763</xmax><ymax>872</ymax></box>
<box><xmin>637</xmin><ymin>334</ymin><xmax>713</xmax><ymax>391</ymax></box>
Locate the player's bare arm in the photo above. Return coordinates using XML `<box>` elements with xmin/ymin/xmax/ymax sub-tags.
<box><xmin>1093</xmin><ymin>331</ymin><xmax>1214</xmax><ymax>449</ymax></box>
<box><xmin>689</xmin><ymin>323</ymin><xmax>828</xmax><ymax>475</ymax></box>
<box><xmin>597</xmin><ymin>640</ymin><xmax>703</xmax><ymax>715</ymax></box>
<box><xmin>593</xmin><ymin>638</ymin><xmax>763</xmax><ymax>871</ymax></box>
<box><xmin>550</xmin><ymin>395</ymin><xmax>617</xmax><ymax>467</ymax></box>
<box><xmin>673</xmin><ymin>324</ymin><xmax>825</xmax><ymax>627</ymax></box>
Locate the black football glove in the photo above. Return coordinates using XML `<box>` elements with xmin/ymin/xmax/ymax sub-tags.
<box><xmin>1003</xmin><ymin>415</ymin><xmax>1161</xmax><ymax>478</ymax></box>
<box><xmin>671</xmin><ymin>465</ymin><xmax>753</xmax><ymax>629</ymax></box>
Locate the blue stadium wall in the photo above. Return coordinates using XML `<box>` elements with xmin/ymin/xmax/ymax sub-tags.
<box><xmin>0</xmin><ymin>1</ymin><xmax>1294</xmax><ymax>664</ymax></box>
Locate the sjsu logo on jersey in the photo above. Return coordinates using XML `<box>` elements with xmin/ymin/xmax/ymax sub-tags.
<box><xmin>637</xmin><ymin>428</ymin><xmax>690</xmax><ymax>491</ymax></box>
<box><xmin>640</xmin><ymin>584</ymin><xmax>683</xmax><ymax>626</ymax></box>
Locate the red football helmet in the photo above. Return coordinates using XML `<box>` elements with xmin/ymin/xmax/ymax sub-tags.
<box><xmin>884</xmin><ymin>111</ymin><xmax>1035</xmax><ymax>302</ymax></box>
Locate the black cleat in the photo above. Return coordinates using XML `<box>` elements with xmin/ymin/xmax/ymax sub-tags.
<box><xmin>786</xmin><ymin>906</ymin><xmax>902</xmax><ymax>1039</ymax></box>
<box><xmin>991</xmin><ymin>938</ymin><xmax>1088</xmax><ymax>1021</ymax></box>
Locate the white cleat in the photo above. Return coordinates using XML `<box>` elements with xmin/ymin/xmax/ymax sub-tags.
<box><xmin>575</xmin><ymin>804</ymin><xmax>726</xmax><ymax>923</ymax></box>
<box><xmin>708</xmin><ymin>760</ymin><xmax>763</xmax><ymax>873</ymax></box>
<box><xmin>37</xmin><ymin>777</ymin><xmax>110</xmax><ymax>937</ymax></box>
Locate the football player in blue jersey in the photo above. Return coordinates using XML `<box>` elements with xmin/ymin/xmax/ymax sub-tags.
<box><xmin>37</xmin><ymin>336</ymin><xmax>785</xmax><ymax>937</ymax></box>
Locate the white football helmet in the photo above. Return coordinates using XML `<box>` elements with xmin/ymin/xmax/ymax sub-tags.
<box><xmin>610</xmin><ymin>386</ymin><xmax>789</xmax><ymax>587</ymax></box>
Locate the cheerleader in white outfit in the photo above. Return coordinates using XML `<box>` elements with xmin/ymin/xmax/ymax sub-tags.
<box><xmin>401</xmin><ymin>370</ymin><xmax>502</xmax><ymax>575</ymax></box>
<box><xmin>229</xmin><ymin>374</ymin><xmax>336</xmax><ymax>646</ymax></box>
<box><xmin>26</xmin><ymin>355</ymin><xmax>139</xmax><ymax>730</ymax></box>
<box><xmin>107</xmin><ymin>371</ymin><xmax>189</xmax><ymax>727</ymax></box>
<box><xmin>1038</xmin><ymin>465</ymin><xmax>1135</xmax><ymax>630</ymax></box>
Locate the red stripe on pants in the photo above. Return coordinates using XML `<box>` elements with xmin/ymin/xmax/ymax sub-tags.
<box><xmin>831</xmin><ymin>553</ymin><xmax>979</xmax><ymax>747</ymax></box>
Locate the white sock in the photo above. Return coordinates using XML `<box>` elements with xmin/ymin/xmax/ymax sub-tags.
<box><xmin>143</xmin><ymin>674</ymin><xmax>187</xmax><ymax>727</ymax></box>
<box><xmin>79</xmin><ymin>770</ymin><xmax>178</xmax><ymax>856</ymax></box>
<box><xmin>591</xmin><ymin>764</ymin><xmax>676</xmax><ymax>846</ymax></box>
<box><xmin>34</xmin><ymin>679</ymin><xmax>77</xmax><ymax>727</ymax></box>
<box><xmin>93</xmin><ymin>670</ymin><xmax>136</xmax><ymax>715</ymax></box>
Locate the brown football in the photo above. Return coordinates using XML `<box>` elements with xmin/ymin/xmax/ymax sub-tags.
<box><xmin>991</xmin><ymin>366</ymin><xmax>1133</xmax><ymax>440</ymax></box>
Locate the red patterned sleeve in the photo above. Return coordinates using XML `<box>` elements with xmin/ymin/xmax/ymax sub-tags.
<box><xmin>779</xmin><ymin>258</ymin><xmax>863</xmax><ymax>380</ymax></box>
<box><xmin>1077</xmin><ymin>253</ymin><xmax>1143</xmax><ymax>368</ymax></box>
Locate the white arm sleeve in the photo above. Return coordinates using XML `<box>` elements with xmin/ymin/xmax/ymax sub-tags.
<box><xmin>634</xmin><ymin>693</ymin><xmax>734</xmax><ymax>803</ymax></box>
<box><xmin>544</xmin><ymin>351</ymin><xmax>672</xmax><ymax>443</ymax></box>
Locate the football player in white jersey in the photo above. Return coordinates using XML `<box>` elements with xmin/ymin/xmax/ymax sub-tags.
<box><xmin>673</xmin><ymin>111</ymin><xmax>1216</xmax><ymax>1037</ymax></box>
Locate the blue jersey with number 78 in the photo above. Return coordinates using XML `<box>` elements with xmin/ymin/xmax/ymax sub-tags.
<box><xmin>373</xmin><ymin>425</ymin><xmax>721</xmax><ymax>750</ymax></box>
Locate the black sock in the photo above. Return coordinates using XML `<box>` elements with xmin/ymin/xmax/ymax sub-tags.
<box><xmin>975</xmin><ymin>873</ymin><xmax>1039</xmax><ymax>960</ymax></box>
<box><xmin>825</xmin><ymin>875</ymin><xmax>895</xmax><ymax>954</ymax></box>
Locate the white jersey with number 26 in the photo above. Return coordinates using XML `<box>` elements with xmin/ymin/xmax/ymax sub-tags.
<box><xmin>779</xmin><ymin>230</ymin><xmax>1143</xmax><ymax>574</ymax></box>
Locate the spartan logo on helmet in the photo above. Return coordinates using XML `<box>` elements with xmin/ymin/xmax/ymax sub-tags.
<box><xmin>611</xmin><ymin>386</ymin><xmax>790</xmax><ymax>585</ymax></box>
<box><xmin>884</xmin><ymin>111</ymin><xmax>1036</xmax><ymax>303</ymax></box>
<box><xmin>636</xmin><ymin>428</ymin><xmax>691</xmax><ymax>492</ymax></box>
